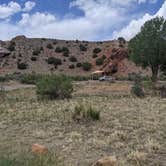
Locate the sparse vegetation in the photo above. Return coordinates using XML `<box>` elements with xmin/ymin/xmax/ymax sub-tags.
<box><xmin>96</xmin><ymin>57</ymin><xmax>104</xmax><ymax>66</ymax></box>
<box><xmin>69</xmin><ymin>56</ymin><xmax>77</xmax><ymax>62</ymax></box>
<box><xmin>82</xmin><ymin>62</ymin><xmax>92</xmax><ymax>71</ymax></box>
<box><xmin>76</xmin><ymin>62</ymin><xmax>82</xmax><ymax>68</ymax></box>
<box><xmin>69</xmin><ymin>64</ymin><xmax>75</xmax><ymax>69</ymax></box>
<box><xmin>17</xmin><ymin>62</ymin><xmax>28</xmax><ymax>70</ymax></box>
<box><xmin>47</xmin><ymin>57</ymin><xmax>62</xmax><ymax>66</ymax></box>
<box><xmin>72</xmin><ymin>104</ymin><xmax>100</xmax><ymax>122</ymax></box>
<box><xmin>8</xmin><ymin>41</ymin><xmax>15</xmax><ymax>52</ymax></box>
<box><xmin>32</xmin><ymin>49</ymin><xmax>40</xmax><ymax>56</ymax></box>
<box><xmin>55</xmin><ymin>47</ymin><xmax>63</xmax><ymax>53</ymax></box>
<box><xmin>47</xmin><ymin>43</ymin><xmax>53</xmax><ymax>49</ymax></box>
<box><xmin>93</xmin><ymin>48</ymin><xmax>101</xmax><ymax>54</ymax></box>
<box><xmin>31</xmin><ymin>56</ymin><xmax>37</xmax><ymax>61</ymax></box>
<box><xmin>79</xmin><ymin>44</ymin><xmax>87</xmax><ymax>51</ymax></box>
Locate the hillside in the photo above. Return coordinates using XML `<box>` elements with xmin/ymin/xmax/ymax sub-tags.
<box><xmin>0</xmin><ymin>35</ymin><xmax>146</xmax><ymax>77</ymax></box>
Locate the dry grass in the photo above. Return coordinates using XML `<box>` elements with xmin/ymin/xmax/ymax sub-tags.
<box><xmin>0</xmin><ymin>81</ymin><xmax>166</xmax><ymax>166</ymax></box>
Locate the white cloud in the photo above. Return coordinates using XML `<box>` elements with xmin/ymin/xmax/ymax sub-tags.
<box><xmin>113</xmin><ymin>1</ymin><xmax>166</xmax><ymax>40</ymax></box>
<box><xmin>23</xmin><ymin>1</ymin><xmax>36</xmax><ymax>12</ymax></box>
<box><xmin>0</xmin><ymin>1</ymin><xmax>35</xmax><ymax>19</ymax></box>
<box><xmin>0</xmin><ymin>1</ymin><xmax>21</xmax><ymax>19</ymax></box>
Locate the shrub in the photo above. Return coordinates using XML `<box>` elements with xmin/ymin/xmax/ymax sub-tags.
<box><xmin>31</xmin><ymin>56</ymin><xmax>37</xmax><ymax>61</ymax></box>
<box><xmin>62</xmin><ymin>47</ymin><xmax>69</xmax><ymax>53</ymax></box>
<box><xmin>93</xmin><ymin>48</ymin><xmax>101</xmax><ymax>54</ymax></box>
<box><xmin>53</xmin><ymin>41</ymin><xmax>57</xmax><ymax>45</ymax></box>
<box><xmin>82</xmin><ymin>62</ymin><xmax>92</xmax><ymax>71</ymax></box>
<box><xmin>69</xmin><ymin>64</ymin><xmax>75</xmax><ymax>69</ymax></box>
<box><xmin>96</xmin><ymin>58</ymin><xmax>104</xmax><ymax>66</ymax></box>
<box><xmin>33</xmin><ymin>49</ymin><xmax>40</xmax><ymax>56</ymax></box>
<box><xmin>92</xmin><ymin>54</ymin><xmax>98</xmax><ymax>58</ymax></box>
<box><xmin>69</xmin><ymin>56</ymin><xmax>77</xmax><ymax>62</ymax></box>
<box><xmin>79</xmin><ymin>44</ymin><xmax>87</xmax><ymax>51</ymax></box>
<box><xmin>47</xmin><ymin>43</ymin><xmax>53</xmax><ymax>49</ymax></box>
<box><xmin>17</xmin><ymin>62</ymin><xmax>28</xmax><ymax>70</ymax></box>
<box><xmin>102</xmin><ymin>55</ymin><xmax>106</xmax><ymax>60</ymax></box>
<box><xmin>63</xmin><ymin>51</ymin><xmax>69</xmax><ymax>57</ymax></box>
<box><xmin>36</xmin><ymin>75</ymin><xmax>73</xmax><ymax>100</ymax></box>
<box><xmin>131</xmin><ymin>81</ymin><xmax>145</xmax><ymax>97</ymax></box>
<box><xmin>55</xmin><ymin>47</ymin><xmax>62</xmax><ymax>53</ymax></box>
<box><xmin>72</xmin><ymin>104</ymin><xmax>100</xmax><ymax>122</ymax></box>
<box><xmin>47</xmin><ymin>57</ymin><xmax>62</xmax><ymax>66</ymax></box>
<box><xmin>8</xmin><ymin>41</ymin><xmax>15</xmax><ymax>52</ymax></box>
<box><xmin>20</xmin><ymin>74</ymin><xmax>42</xmax><ymax>84</ymax></box>
<box><xmin>76</xmin><ymin>63</ymin><xmax>82</xmax><ymax>68</ymax></box>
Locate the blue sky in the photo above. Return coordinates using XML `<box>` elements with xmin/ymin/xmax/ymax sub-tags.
<box><xmin>0</xmin><ymin>0</ymin><xmax>166</xmax><ymax>41</ymax></box>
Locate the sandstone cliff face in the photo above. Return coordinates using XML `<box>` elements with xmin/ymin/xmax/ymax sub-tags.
<box><xmin>0</xmin><ymin>36</ymin><xmax>146</xmax><ymax>77</ymax></box>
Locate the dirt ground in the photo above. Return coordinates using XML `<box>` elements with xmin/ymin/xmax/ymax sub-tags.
<box><xmin>0</xmin><ymin>81</ymin><xmax>166</xmax><ymax>166</ymax></box>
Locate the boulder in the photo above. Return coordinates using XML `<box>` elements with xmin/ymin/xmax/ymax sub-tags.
<box><xmin>31</xmin><ymin>143</ymin><xmax>48</xmax><ymax>154</ymax></box>
<box><xmin>92</xmin><ymin>156</ymin><xmax>117</xmax><ymax>166</ymax></box>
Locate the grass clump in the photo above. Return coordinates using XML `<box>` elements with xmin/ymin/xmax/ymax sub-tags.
<box><xmin>36</xmin><ymin>75</ymin><xmax>73</xmax><ymax>100</ymax></box>
<box><xmin>131</xmin><ymin>80</ymin><xmax>145</xmax><ymax>97</ymax></box>
<box><xmin>72</xmin><ymin>104</ymin><xmax>100</xmax><ymax>122</ymax></box>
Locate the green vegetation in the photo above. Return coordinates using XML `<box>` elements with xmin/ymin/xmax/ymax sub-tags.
<box><xmin>0</xmin><ymin>153</ymin><xmax>62</xmax><ymax>166</ymax></box>
<box><xmin>96</xmin><ymin>57</ymin><xmax>104</xmax><ymax>66</ymax></box>
<box><xmin>69</xmin><ymin>64</ymin><xmax>75</xmax><ymax>69</ymax></box>
<box><xmin>32</xmin><ymin>49</ymin><xmax>41</xmax><ymax>56</ymax></box>
<box><xmin>69</xmin><ymin>56</ymin><xmax>77</xmax><ymax>62</ymax></box>
<box><xmin>82</xmin><ymin>62</ymin><xmax>92</xmax><ymax>71</ymax></box>
<box><xmin>55</xmin><ymin>47</ymin><xmax>63</xmax><ymax>53</ymax></box>
<box><xmin>72</xmin><ymin>104</ymin><xmax>100</xmax><ymax>122</ymax></box>
<box><xmin>47</xmin><ymin>57</ymin><xmax>62</xmax><ymax>66</ymax></box>
<box><xmin>76</xmin><ymin>62</ymin><xmax>82</xmax><ymax>68</ymax></box>
<box><xmin>8</xmin><ymin>41</ymin><xmax>15</xmax><ymax>52</ymax></box>
<box><xmin>79</xmin><ymin>44</ymin><xmax>87</xmax><ymax>51</ymax></box>
<box><xmin>129</xmin><ymin>17</ymin><xmax>166</xmax><ymax>81</ymax></box>
<box><xmin>36</xmin><ymin>75</ymin><xmax>73</xmax><ymax>100</ymax></box>
<box><xmin>17</xmin><ymin>62</ymin><xmax>28</xmax><ymax>70</ymax></box>
<box><xmin>92</xmin><ymin>54</ymin><xmax>98</xmax><ymax>58</ymax></box>
<box><xmin>31</xmin><ymin>56</ymin><xmax>37</xmax><ymax>61</ymax></box>
<box><xmin>93</xmin><ymin>48</ymin><xmax>102</xmax><ymax>54</ymax></box>
<box><xmin>47</xmin><ymin>43</ymin><xmax>53</xmax><ymax>49</ymax></box>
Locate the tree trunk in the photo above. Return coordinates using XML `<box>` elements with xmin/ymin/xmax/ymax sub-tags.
<box><xmin>151</xmin><ymin>66</ymin><xmax>159</xmax><ymax>82</ymax></box>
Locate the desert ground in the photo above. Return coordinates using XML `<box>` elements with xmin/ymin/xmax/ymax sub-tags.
<box><xmin>0</xmin><ymin>80</ymin><xmax>166</xmax><ymax>166</ymax></box>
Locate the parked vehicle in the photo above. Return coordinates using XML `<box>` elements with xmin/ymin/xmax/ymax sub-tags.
<box><xmin>99</xmin><ymin>75</ymin><xmax>115</xmax><ymax>82</ymax></box>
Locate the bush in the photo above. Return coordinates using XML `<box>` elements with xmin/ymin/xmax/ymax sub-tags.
<box><xmin>79</xmin><ymin>44</ymin><xmax>87</xmax><ymax>51</ymax></box>
<box><xmin>47</xmin><ymin>43</ymin><xmax>53</xmax><ymax>49</ymax></box>
<box><xmin>36</xmin><ymin>75</ymin><xmax>73</xmax><ymax>100</ymax></box>
<box><xmin>47</xmin><ymin>57</ymin><xmax>62</xmax><ymax>66</ymax></box>
<box><xmin>17</xmin><ymin>62</ymin><xmax>28</xmax><ymax>70</ymax></box>
<box><xmin>55</xmin><ymin>47</ymin><xmax>62</xmax><ymax>53</ymax></box>
<box><xmin>31</xmin><ymin>56</ymin><xmax>37</xmax><ymax>61</ymax></box>
<box><xmin>76</xmin><ymin>63</ymin><xmax>82</xmax><ymax>68</ymax></box>
<box><xmin>63</xmin><ymin>51</ymin><xmax>69</xmax><ymax>57</ymax></box>
<box><xmin>72</xmin><ymin>104</ymin><xmax>100</xmax><ymax>122</ymax></box>
<box><xmin>93</xmin><ymin>48</ymin><xmax>101</xmax><ymax>54</ymax></box>
<box><xmin>96</xmin><ymin>58</ymin><xmax>104</xmax><ymax>66</ymax></box>
<box><xmin>69</xmin><ymin>64</ymin><xmax>75</xmax><ymax>69</ymax></box>
<box><xmin>8</xmin><ymin>41</ymin><xmax>16</xmax><ymax>51</ymax></box>
<box><xmin>33</xmin><ymin>49</ymin><xmax>40</xmax><ymax>56</ymax></box>
<box><xmin>69</xmin><ymin>56</ymin><xmax>77</xmax><ymax>62</ymax></box>
<box><xmin>92</xmin><ymin>54</ymin><xmax>98</xmax><ymax>58</ymax></box>
<box><xmin>131</xmin><ymin>82</ymin><xmax>145</xmax><ymax>97</ymax></box>
<box><xmin>82</xmin><ymin>62</ymin><xmax>92</xmax><ymax>71</ymax></box>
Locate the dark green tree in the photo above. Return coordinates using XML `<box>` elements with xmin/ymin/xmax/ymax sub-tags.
<box><xmin>129</xmin><ymin>17</ymin><xmax>166</xmax><ymax>81</ymax></box>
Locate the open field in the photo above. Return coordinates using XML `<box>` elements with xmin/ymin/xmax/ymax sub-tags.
<box><xmin>0</xmin><ymin>81</ymin><xmax>166</xmax><ymax>166</ymax></box>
